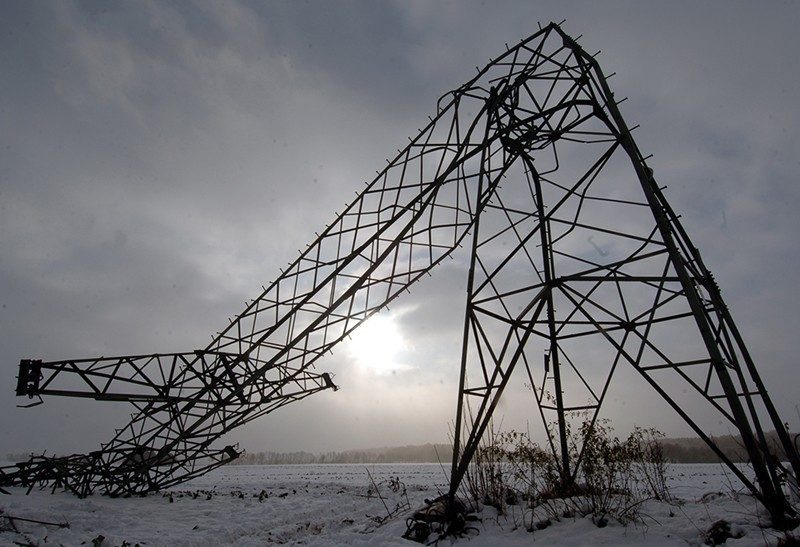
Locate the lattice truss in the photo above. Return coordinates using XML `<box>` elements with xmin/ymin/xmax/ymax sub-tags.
<box><xmin>445</xmin><ymin>27</ymin><xmax>799</xmax><ymax>517</ymax></box>
<box><xmin>2</xmin><ymin>23</ymin><xmax>797</xmax><ymax>522</ymax></box>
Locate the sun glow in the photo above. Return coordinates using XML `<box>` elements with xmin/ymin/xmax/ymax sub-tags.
<box><xmin>346</xmin><ymin>313</ymin><xmax>410</xmax><ymax>374</ymax></box>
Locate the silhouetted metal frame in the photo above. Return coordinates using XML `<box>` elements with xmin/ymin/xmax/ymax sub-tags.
<box><xmin>445</xmin><ymin>23</ymin><xmax>798</xmax><ymax>526</ymax></box>
<box><xmin>3</xmin><ymin>48</ymin><xmax>507</xmax><ymax>497</ymax></box>
<box><xmin>2</xmin><ymin>22</ymin><xmax>797</xmax><ymax>526</ymax></box>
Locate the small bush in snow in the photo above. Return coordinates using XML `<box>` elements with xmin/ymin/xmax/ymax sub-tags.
<box><xmin>460</xmin><ymin>417</ymin><xmax>673</xmax><ymax>529</ymax></box>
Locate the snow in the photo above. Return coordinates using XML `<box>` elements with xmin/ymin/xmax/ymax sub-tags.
<box><xmin>0</xmin><ymin>463</ymin><xmax>794</xmax><ymax>546</ymax></box>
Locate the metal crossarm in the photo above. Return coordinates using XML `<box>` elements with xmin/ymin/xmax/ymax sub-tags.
<box><xmin>16</xmin><ymin>354</ymin><xmax>335</xmax><ymax>405</ymax></box>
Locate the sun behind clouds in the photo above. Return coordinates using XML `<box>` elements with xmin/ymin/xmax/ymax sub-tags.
<box><xmin>346</xmin><ymin>312</ymin><xmax>411</xmax><ymax>375</ymax></box>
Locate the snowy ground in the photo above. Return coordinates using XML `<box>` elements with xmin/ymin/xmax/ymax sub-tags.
<box><xmin>0</xmin><ymin>463</ymin><xmax>795</xmax><ymax>546</ymax></box>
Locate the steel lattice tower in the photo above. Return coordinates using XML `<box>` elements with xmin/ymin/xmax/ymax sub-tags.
<box><xmin>3</xmin><ymin>23</ymin><xmax>797</xmax><ymax>526</ymax></box>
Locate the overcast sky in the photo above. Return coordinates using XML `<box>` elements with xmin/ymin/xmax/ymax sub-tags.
<box><xmin>2</xmin><ymin>1</ymin><xmax>799</xmax><ymax>457</ymax></box>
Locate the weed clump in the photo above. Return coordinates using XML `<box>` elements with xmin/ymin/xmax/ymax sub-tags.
<box><xmin>461</xmin><ymin>417</ymin><xmax>673</xmax><ymax>530</ymax></box>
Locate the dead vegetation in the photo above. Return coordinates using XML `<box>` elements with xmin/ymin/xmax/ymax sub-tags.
<box><xmin>460</xmin><ymin>417</ymin><xmax>674</xmax><ymax>530</ymax></box>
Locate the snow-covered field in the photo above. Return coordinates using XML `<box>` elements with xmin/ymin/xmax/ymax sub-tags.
<box><xmin>0</xmin><ymin>463</ymin><xmax>794</xmax><ymax>546</ymax></box>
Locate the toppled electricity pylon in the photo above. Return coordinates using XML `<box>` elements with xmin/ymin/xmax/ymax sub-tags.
<box><xmin>2</xmin><ymin>22</ymin><xmax>797</xmax><ymax>526</ymax></box>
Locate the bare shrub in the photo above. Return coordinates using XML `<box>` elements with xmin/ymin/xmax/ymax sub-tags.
<box><xmin>462</xmin><ymin>417</ymin><xmax>673</xmax><ymax>529</ymax></box>
<box><xmin>630</xmin><ymin>427</ymin><xmax>672</xmax><ymax>502</ymax></box>
<box><xmin>462</xmin><ymin>420</ymin><xmax>509</xmax><ymax>515</ymax></box>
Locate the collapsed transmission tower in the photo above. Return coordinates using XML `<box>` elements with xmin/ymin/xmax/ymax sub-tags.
<box><xmin>2</xmin><ymin>22</ymin><xmax>798</xmax><ymax>526</ymax></box>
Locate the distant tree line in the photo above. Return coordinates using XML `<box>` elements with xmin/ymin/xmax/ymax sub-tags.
<box><xmin>5</xmin><ymin>430</ymin><xmax>793</xmax><ymax>466</ymax></box>
<box><xmin>659</xmin><ymin>429</ymin><xmax>793</xmax><ymax>464</ymax></box>
<box><xmin>229</xmin><ymin>430</ymin><xmax>795</xmax><ymax>465</ymax></box>
<box><xmin>229</xmin><ymin>443</ymin><xmax>453</xmax><ymax>465</ymax></box>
